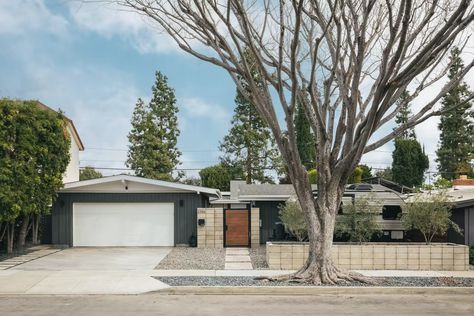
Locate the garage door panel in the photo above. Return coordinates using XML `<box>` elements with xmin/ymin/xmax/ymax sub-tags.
<box><xmin>73</xmin><ymin>203</ymin><xmax>174</xmax><ymax>246</ymax></box>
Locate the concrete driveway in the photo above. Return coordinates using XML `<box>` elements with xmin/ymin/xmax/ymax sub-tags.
<box><xmin>12</xmin><ymin>247</ymin><xmax>172</xmax><ymax>271</ymax></box>
<box><xmin>0</xmin><ymin>247</ymin><xmax>172</xmax><ymax>294</ymax></box>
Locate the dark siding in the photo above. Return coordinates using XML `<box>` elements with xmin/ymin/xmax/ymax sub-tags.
<box><xmin>448</xmin><ymin>207</ymin><xmax>466</xmax><ymax>245</ymax></box>
<box><xmin>51</xmin><ymin>192</ymin><xmax>208</xmax><ymax>246</ymax></box>
<box><xmin>256</xmin><ymin>201</ymin><xmax>284</xmax><ymax>244</ymax></box>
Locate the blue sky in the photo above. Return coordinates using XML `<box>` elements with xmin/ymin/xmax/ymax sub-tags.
<box><xmin>1</xmin><ymin>0</ymin><xmax>469</xmax><ymax>180</ymax></box>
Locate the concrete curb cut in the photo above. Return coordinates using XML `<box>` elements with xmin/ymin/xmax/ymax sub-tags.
<box><xmin>156</xmin><ymin>286</ymin><xmax>474</xmax><ymax>296</ymax></box>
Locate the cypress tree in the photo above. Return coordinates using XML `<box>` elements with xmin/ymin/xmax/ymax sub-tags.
<box><xmin>127</xmin><ymin>71</ymin><xmax>181</xmax><ymax>180</ymax></box>
<box><xmin>436</xmin><ymin>47</ymin><xmax>474</xmax><ymax>180</ymax></box>
<box><xmin>219</xmin><ymin>51</ymin><xmax>281</xmax><ymax>184</ymax></box>
<box><xmin>391</xmin><ymin>91</ymin><xmax>429</xmax><ymax>187</ymax></box>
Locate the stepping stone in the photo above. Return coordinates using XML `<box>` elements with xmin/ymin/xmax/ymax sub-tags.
<box><xmin>225</xmin><ymin>255</ymin><xmax>251</xmax><ymax>262</ymax></box>
<box><xmin>225</xmin><ymin>262</ymin><xmax>253</xmax><ymax>270</ymax></box>
<box><xmin>226</xmin><ymin>249</ymin><xmax>249</xmax><ymax>255</ymax></box>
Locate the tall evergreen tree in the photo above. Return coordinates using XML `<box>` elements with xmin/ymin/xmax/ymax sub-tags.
<box><xmin>295</xmin><ymin>104</ymin><xmax>316</xmax><ymax>170</ymax></box>
<box><xmin>392</xmin><ymin>91</ymin><xmax>429</xmax><ymax>187</ymax></box>
<box><xmin>126</xmin><ymin>72</ymin><xmax>181</xmax><ymax>181</ymax></box>
<box><xmin>219</xmin><ymin>52</ymin><xmax>280</xmax><ymax>184</ymax></box>
<box><xmin>436</xmin><ymin>47</ymin><xmax>474</xmax><ymax>180</ymax></box>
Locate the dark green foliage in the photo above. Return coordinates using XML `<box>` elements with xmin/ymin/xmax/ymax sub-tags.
<box><xmin>335</xmin><ymin>196</ymin><xmax>382</xmax><ymax>243</ymax></box>
<box><xmin>392</xmin><ymin>138</ymin><xmax>429</xmax><ymax>187</ymax></box>
<box><xmin>391</xmin><ymin>90</ymin><xmax>429</xmax><ymax>187</ymax></box>
<box><xmin>219</xmin><ymin>53</ymin><xmax>280</xmax><ymax>184</ymax></box>
<box><xmin>394</xmin><ymin>90</ymin><xmax>416</xmax><ymax>139</ymax></box>
<box><xmin>0</xmin><ymin>99</ymin><xmax>70</xmax><ymax>252</ymax></box>
<box><xmin>359</xmin><ymin>164</ymin><xmax>373</xmax><ymax>180</ymax></box>
<box><xmin>470</xmin><ymin>247</ymin><xmax>474</xmax><ymax>265</ymax></box>
<box><xmin>126</xmin><ymin>71</ymin><xmax>181</xmax><ymax>181</ymax></box>
<box><xmin>436</xmin><ymin>47</ymin><xmax>474</xmax><ymax>180</ymax></box>
<box><xmin>199</xmin><ymin>164</ymin><xmax>233</xmax><ymax>191</ymax></box>
<box><xmin>295</xmin><ymin>104</ymin><xmax>316</xmax><ymax>170</ymax></box>
<box><xmin>79</xmin><ymin>167</ymin><xmax>103</xmax><ymax>181</ymax></box>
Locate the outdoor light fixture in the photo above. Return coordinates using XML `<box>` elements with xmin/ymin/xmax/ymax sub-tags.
<box><xmin>198</xmin><ymin>219</ymin><xmax>205</xmax><ymax>226</ymax></box>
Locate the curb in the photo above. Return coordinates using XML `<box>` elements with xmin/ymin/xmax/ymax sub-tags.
<box><xmin>157</xmin><ymin>286</ymin><xmax>474</xmax><ymax>296</ymax></box>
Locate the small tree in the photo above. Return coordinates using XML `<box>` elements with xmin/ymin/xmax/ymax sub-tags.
<box><xmin>401</xmin><ymin>192</ymin><xmax>461</xmax><ymax>244</ymax></box>
<box><xmin>279</xmin><ymin>199</ymin><xmax>307</xmax><ymax>242</ymax></box>
<box><xmin>348</xmin><ymin>166</ymin><xmax>364</xmax><ymax>184</ymax></box>
<box><xmin>335</xmin><ymin>196</ymin><xmax>382</xmax><ymax>243</ymax></box>
<box><xmin>80</xmin><ymin>167</ymin><xmax>103</xmax><ymax>181</ymax></box>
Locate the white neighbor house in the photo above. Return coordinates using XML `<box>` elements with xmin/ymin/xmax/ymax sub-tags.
<box><xmin>36</xmin><ymin>102</ymin><xmax>84</xmax><ymax>183</ymax></box>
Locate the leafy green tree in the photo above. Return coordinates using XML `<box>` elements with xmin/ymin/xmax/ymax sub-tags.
<box><xmin>391</xmin><ymin>91</ymin><xmax>429</xmax><ymax>187</ymax></box>
<box><xmin>359</xmin><ymin>164</ymin><xmax>373</xmax><ymax>180</ymax></box>
<box><xmin>219</xmin><ymin>52</ymin><xmax>281</xmax><ymax>184</ymax></box>
<box><xmin>0</xmin><ymin>99</ymin><xmax>70</xmax><ymax>252</ymax></box>
<box><xmin>199</xmin><ymin>164</ymin><xmax>233</xmax><ymax>191</ymax></box>
<box><xmin>279</xmin><ymin>199</ymin><xmax>307</xmax><ymax>242</ymax></box>
<box><xmin>127</xmin><ymin>72</ymin><xmax>181</xmax><ymax>181</ymax></box>
<box><xmin>295</xmin><ymin>104</ymin><xmax>316</xmax><ymax>170</ymax></box>
<box><xmin>335</xmin><ymin>196</ymin><xmax>382</xmax><ymax>243</ymax></box>
<box><xmin>307</xmin><ymin>169</ymin><xmax>318</xmax><ymax>184</ymax></box>
<box><xmin>80</xmin><ymin>167</ymin><xmax>103</xmax><ymax>181</ymax></box>
<box><xmin>392</xmin><ymin>138</ymin><xmax>429</xmax><ymax>187</ymax></box>
<box><xmin>436</xmin><ymin>47</ymin><xmax>474</xmax><ymax>180</ymax></box>
<box><xmin>348</xmin><ymin>166</ymin><xmax>363</xmax><ymax>184</ymax></box>
<box><xmin>402</xmin><ymin>192</ymin><xmax>461</xmax><ymax>244</ymax></box>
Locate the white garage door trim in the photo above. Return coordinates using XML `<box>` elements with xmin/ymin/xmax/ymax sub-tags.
<box><xmin>73</xmin><ymin>202</ymin><xmax>174</xmax><ymax>247</ymax></box>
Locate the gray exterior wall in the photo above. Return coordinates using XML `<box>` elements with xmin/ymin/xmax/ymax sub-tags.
<box><xmin>450</xmin><ymin>207</ymin><xmax>474</xmax><ymax>246</ymax></box>
<box><xmin>51</xmin><ymin>192</ymin><xmax>209</xmax><ymax>246</ymax></box>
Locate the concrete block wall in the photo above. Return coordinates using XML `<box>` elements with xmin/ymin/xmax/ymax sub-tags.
<box><xmin>197</xmin><ymin>208</ymin><xmax>224</xmax><ymax>248</ymax></box>
<box><xmin>266</xmin><ymin>242</ymin><xmax>469</xmax><ymax>271</ymax></box>
<box><xmin>250</xmin><ymin>207</ymin><xmax>260</xmax><ymax>248</ymax></box>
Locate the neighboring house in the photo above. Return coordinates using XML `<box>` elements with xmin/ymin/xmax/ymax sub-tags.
<box><xmin>36</xmin><ymin>102</ymin><xmax>84</xmax><ymax>183</ymax></box>
<box><xmin>49</xmin><ymin>175</ymin><xmax>220</xmax><ymax>247</ymax></box>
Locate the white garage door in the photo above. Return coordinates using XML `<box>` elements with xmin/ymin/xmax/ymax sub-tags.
<box><xmin>73</xmin><ymin>203</ymin><xmax>174</xmax><ymax>246</ymax></box>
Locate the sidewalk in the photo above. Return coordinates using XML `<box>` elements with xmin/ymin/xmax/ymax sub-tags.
<box><xmin>1</xmin><ymin>268</ymin><xmax>473</xmax><ymax>295</ymax></box>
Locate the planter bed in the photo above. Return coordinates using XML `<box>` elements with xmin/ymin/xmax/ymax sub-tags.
<box><xmin>266</xmin><ymin>242</ymin><xmax>470</xmax><ymax>271</ymax></box>
<box><xmin>156</xmin><ymin>247</ymin><xmax>225</xmax><ymax>270</ymax></box>
<box><xmin>155</xmin><ymin>276</ymin><xmax>474</xmax><ymax>287</ymax></box>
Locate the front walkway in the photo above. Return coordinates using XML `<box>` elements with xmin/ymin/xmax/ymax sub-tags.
<box><xmin>225</xmin><ymin>248</ymin><xmax>252</xmax><ymax>270</ymax></box>
<box><xmin>0</xmin><ymin>246</ymin><xmax>61</xmax><ymax>270</ymax></box>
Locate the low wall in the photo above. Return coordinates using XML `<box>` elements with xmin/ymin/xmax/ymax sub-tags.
<box><xmin>197</xmin><ymin>208</ymin><xmax>224</xmax><ymax>248</ymax></box>
<box><xmin>266</xmin><ymin>242</ymin><xmax>469</xmax><ymax>271</ymax></box>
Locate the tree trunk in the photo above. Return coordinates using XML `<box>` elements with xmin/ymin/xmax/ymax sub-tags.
<box><xmin>32</xmin><ymin>214</ymin><xmax>41</xmax><ymax>245</ymax></box>
<box><xmin>17</xmin><ymin>215</ymin><xmax>30</xmax><ymax>250</ymax></box>
<box><xmin>6</xmin><ymin>223</ymin><xmax>15</xmax><ymax>254</ymax></box>
<box><xmin>0</xmin><ymin>223</ymin><xmax>6</xmax><ymax>243</ymax></box>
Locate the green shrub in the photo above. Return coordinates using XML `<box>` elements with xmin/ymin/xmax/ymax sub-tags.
<box><xmin>335</xmin><ymin>195</ymin><xmax>382</xmax><ymax>243</ymax></box>
<box><xmin>307</xmin><ymin>169</ymin><xmax>317</xmax><ymax>184</ymax></box>
<box><xmin>279</xmin><ymin>199</ymin><xmax>307</xmax><ymax>241</ymax></box>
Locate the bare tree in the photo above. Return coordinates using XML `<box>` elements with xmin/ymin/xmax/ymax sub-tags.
<box><xmin>119</xmin><ymin>0</ymin><xmax>474</xmax><ymax>284</ymax></box>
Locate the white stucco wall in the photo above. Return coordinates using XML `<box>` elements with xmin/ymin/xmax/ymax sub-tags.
<box><xmin>63</xmin><ymin>125</ymin><xmax>80</xmax><ymax>183</ymax></box>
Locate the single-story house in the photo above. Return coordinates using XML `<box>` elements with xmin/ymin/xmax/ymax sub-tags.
<box><xmin>46</xmin><ymin>175</ymin><xmax>473</xmax><ymax>248</ymax></box>
<box><xmin>48</xmin><ymin>175</ymin><xmax>220</xmax><ymax>247</ymax></box>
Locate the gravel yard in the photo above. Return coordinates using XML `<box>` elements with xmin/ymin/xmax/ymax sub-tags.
<box><xmin>156</xmin><ymin>276</ymin><xmax>474</xmax><ymax>287</ymax></box>
<box><xmin>156</xmin><ymin>247</ymin><xmax>225</xmax><ymax>270</ymax></box>
<box><xmin>249</xmin><ymin>246</ymin><xmax>268</xmax><ymax>269</ymax></box>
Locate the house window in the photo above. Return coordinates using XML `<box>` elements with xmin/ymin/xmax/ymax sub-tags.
<box><xmin>382</xmin><ymin>205</ymin><xmax>402</xmax><ymax>220</ymax></box>
<box><xmin>391</xmin><ymin>231</ymin><xmax>404</xmax><ymax>240</ymax></box>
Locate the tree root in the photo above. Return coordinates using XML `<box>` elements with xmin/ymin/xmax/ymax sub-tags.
<box><xmin>255</xmin><ymin>265</ymin><xmax>375</xmax><ymax>285</ymax></box>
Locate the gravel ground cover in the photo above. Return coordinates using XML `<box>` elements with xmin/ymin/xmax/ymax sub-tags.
<box><xmin>156</xmin><ymin>247</ymin><xmax>225</xmax><ymax>270</ymax></box>
<box><xmin>156</xmin><ymin>276</ymin><xmax>474</xmax><ymax>287</ymax></box>
<box><xmin>249</xmin><ymin>246</ymin><xmax>268</xmax><ymax>269</ymax></box>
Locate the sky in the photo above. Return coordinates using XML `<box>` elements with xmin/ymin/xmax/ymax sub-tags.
<box><xmin>0</xmin><ymin>0</ymin><xmax>472</xmax><ymax>181</ymax></box>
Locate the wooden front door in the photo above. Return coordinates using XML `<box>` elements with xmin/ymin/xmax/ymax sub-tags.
<box><xmin>225</xmin><ymin>209</ymin><xmax>249</xmax><ymax>247</ymax></box>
